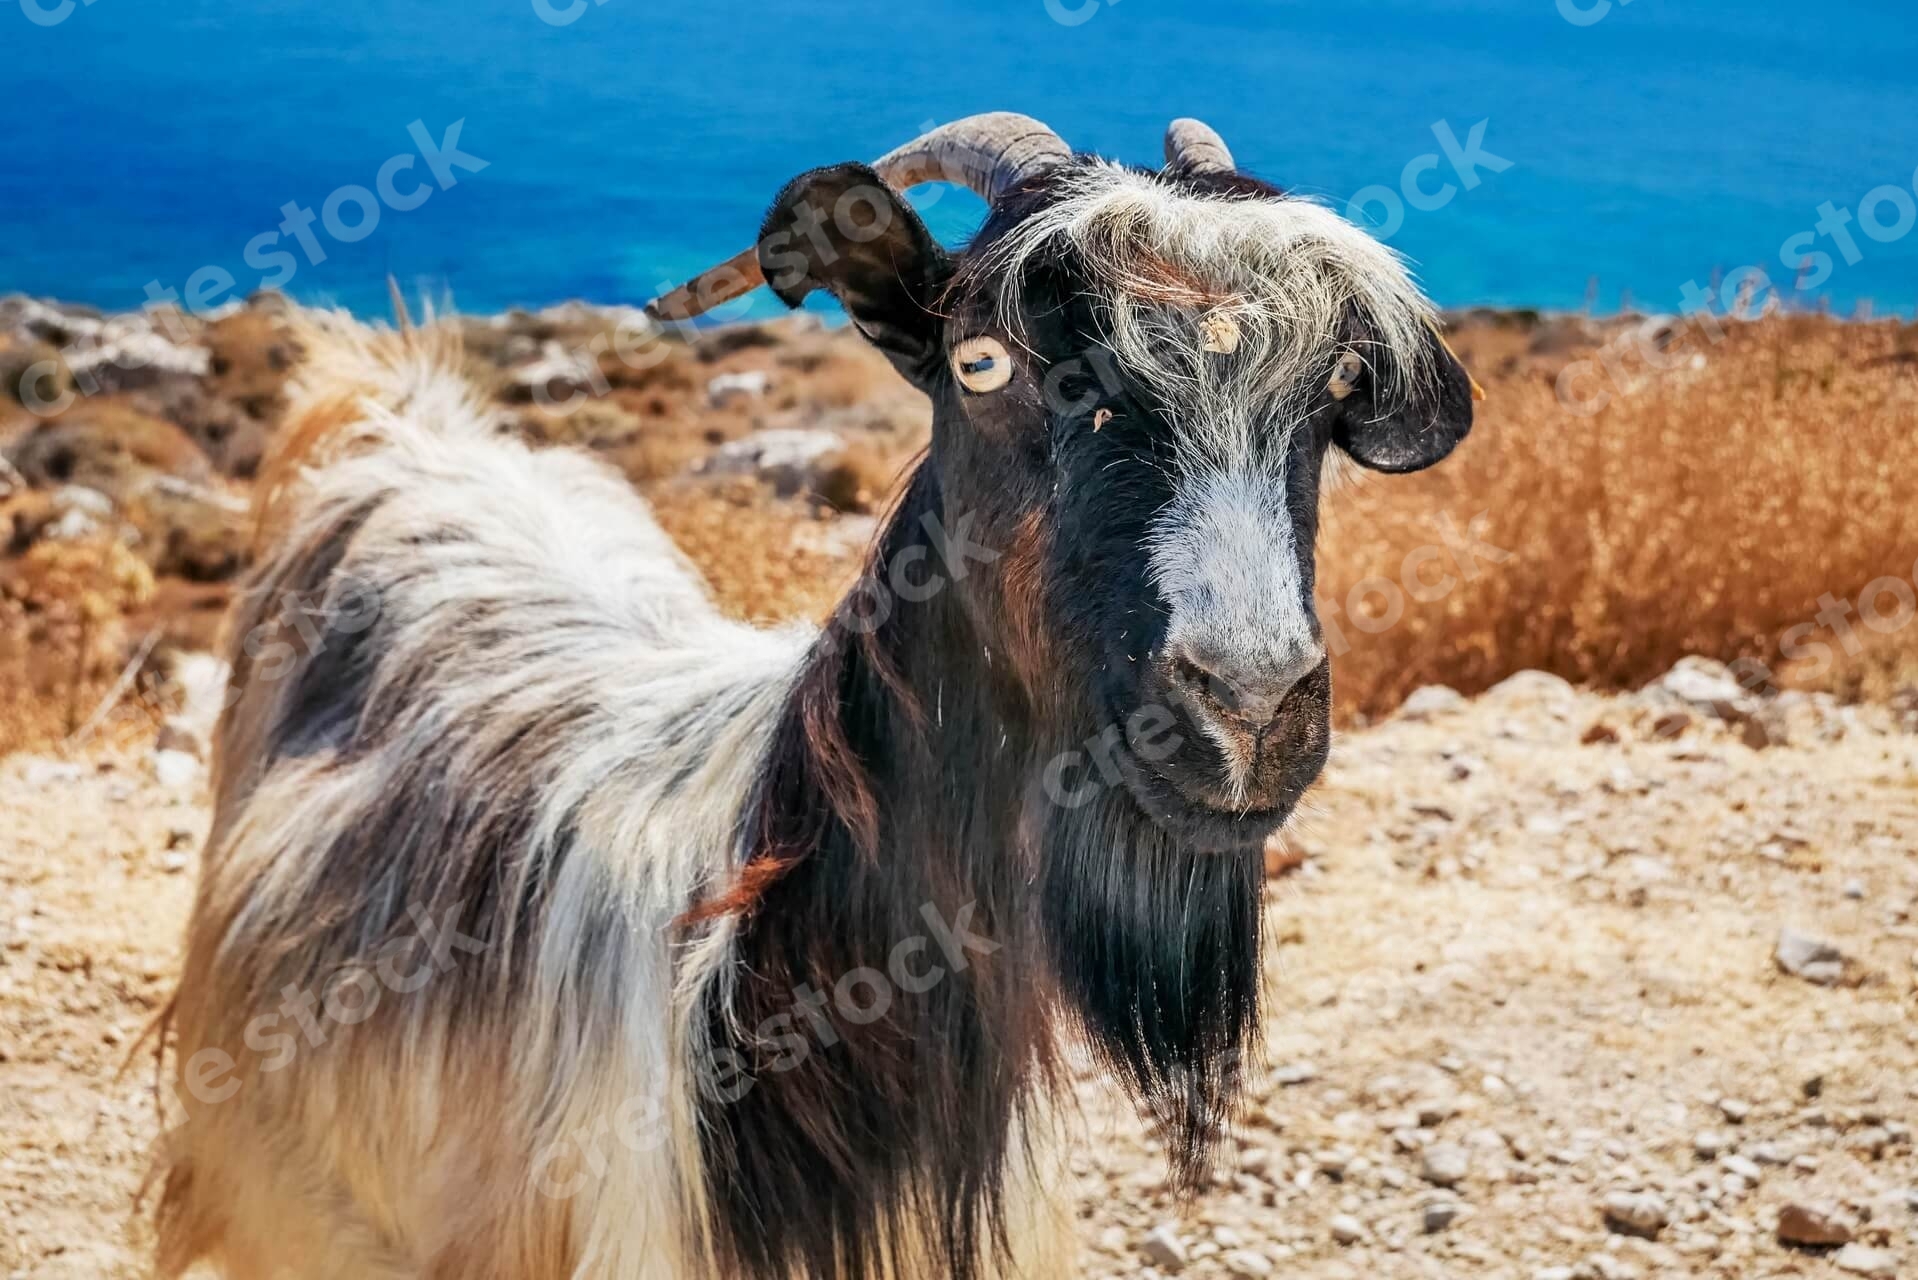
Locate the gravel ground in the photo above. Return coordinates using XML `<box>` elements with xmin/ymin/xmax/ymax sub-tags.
<box><xmin>3</xmin><ymin>668</ymin><xmax>1915</xmax><ymax>1279</ymax></box>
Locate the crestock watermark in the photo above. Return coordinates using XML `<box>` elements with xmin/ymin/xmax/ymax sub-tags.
<box><xmin>18</xmin><ymin>0</ymin><xmax>97</xmax><ymax>27</ymax></box>
<box><xmin>19</xmin><ymin>119</ymin><xmax>490</xmax><ymax>418</ymax></box>
<box><xmin>1040</xmin><ymin>509</ymin><xmax>1515</xmax><ymax>809</ymax></box>
<box><xmin>1345</xmin><ymin>119</ymin><xmax>1513</xmax><ymax>242</ymax></box>
<box><xmin>818</xmin><ymin>509</ymin><xmax>999</xmax><ymax>647</ymax></box>
<box><xmin>532</xmin><ymin>0</ymin><xmax>611</xmax><ymax>24</ymax></box>
<box><xmin>529</xmin><ymin>899</ymin><xmax>1000</xmax><ymax>1198</ymax></box>
<box><xmin>1044</xmin><ymin>0</ymin><xmax>1120</xmax><ymax>27</ymax></box>
<box><xmin>1557</xmin><ymin>0</ymin><xmax>1634</xmax><ymax>26</ymax></box>
<box><xmin>1556</xmin><ymin>163</ymin><xmax>1918</xmax><ymax>415</ymax></box>
<box><xmin>1713</xmin><ymin>558</ymin><xmax>1918</xmax><ymax>699</ymax></box>
<box><xmin>164</xmin><ymin>902</ymin><xmax>488</xmax><ymax>1110</ymax></box>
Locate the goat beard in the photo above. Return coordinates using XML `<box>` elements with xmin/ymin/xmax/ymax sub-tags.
<box><xmin>1034</xmin><ymin>778</ymin><xmax>1265</xmax><ymax>1188</ymax></box>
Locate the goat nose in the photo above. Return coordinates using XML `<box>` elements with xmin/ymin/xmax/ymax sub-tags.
<box><xmin>1169</xmin><ymin>641</ymin><xmax>1324</xmax><ymax>727</ymax></box>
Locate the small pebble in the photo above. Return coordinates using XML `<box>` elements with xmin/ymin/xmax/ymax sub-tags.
<box><xmin>1329</xmin><ymin>1214</ymin><xmax>1366</xmax><ymax>1245</ymax></box>
<box><xmin>151</xmin><ymin>748</ymin><xmax>202</xmax><ymax>792</ymax></box>
<box><xmin>1574</xmin><ymin>1256</ymin><xmax>1640</xmax><ymax>1280</ymax></box>
<box><xmin>1847</xmin><ymin>1126</ymin><xmax>1891</xmax><ymax>1157</ymax></box>
<box><xmin>1421</xmin><ymin>1143</ymin><xmax>1469</xmax><ymax>1187</ymax></box>
<box><xmin>1601</xmin><ymin>1189</ymin><xmax>1669</xmax><ymax>1239</ymax></box>
<box><xmin>1834</xmin><ymin>1243</ymin><xmax>1897</xmax><ymax>1277</ymax></box>
<box><xmin>1776</xmin><ymin>1201</ymin><xmax>1854</xmax><ymax>1246</ymax></box>
<box><xmin>1139</xmin><ymin>1224</ymin><xmax>1187</xmax><ymax>1272</ymax></box>
<box><xmin>1315</xmin><ymin>1149</ymin><xmax>1351</xmax><ymax>1179</ymax></box>
<box><xmin>1775</xmin><ymin>927</ymin><xmax>1846</xmax><ymax>985</ymax></box>
<box><xmin>1221</xmin><ymin>1249</ymin><xmax>1274</xmax><ymax>1278</ymax></box>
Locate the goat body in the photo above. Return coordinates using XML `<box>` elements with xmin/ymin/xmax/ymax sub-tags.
<box><xmin>155</xmin><ymin>322</ymin><xmax>1082</xmax><ymax>1280</ymax></box>
<box><xmin>157</xmin><ymin>117</ymin><xmax>1474</xmax><ymax>1279</ymax></box>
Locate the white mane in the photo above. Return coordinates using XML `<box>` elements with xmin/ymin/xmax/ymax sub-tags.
<box><xmin>978</xmin><ymin>160</ymin><xmax>1437</xmax><ymax>457</ymax></box>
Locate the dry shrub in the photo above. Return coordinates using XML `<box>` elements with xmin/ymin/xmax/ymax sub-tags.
<box><xmin>650</xmin><ymin>478</ymin><xmax>863</xmax><ymax>625</ymax></box>
<box><xmin>7</xmin><ymin>398</ymin><xmax>212</xmax><ymax>494</ymax></box>
<box><xmin>165</xmin><ymin>305</ymin><xmax>299</xmax><ymax>476</ymax></box>
<box><xmin>0</xmin><ymin>534</ymin><xmax>157</xmax><ymax>752</ymax></box>
<box><xmin>201</xmin><ymin>306</ymin><xmax>297</xmax><ymax>414</ymax></box>
<box><xmin>769</xmin><ymin>345</ymin><xmax>896</xmax><ymax>412</ymax></box>
<box><xmin>807</xmin><ymin>442</ymin><xmax>904</xmax><ymax>515</ymax></box>
<box><xmin>1319</xmin><ymin>313</ymin><xmax>1918</xmax><ymax>719</ymax></box>
<box><xmin>0</xmin><ymin>334</ymin><xmax>71</xmax><ymax>408</ymax></box>
<box><xmin>120</xmin><ymin>483</ymin><xmax>247</xmax><ymax>581</ymax></box>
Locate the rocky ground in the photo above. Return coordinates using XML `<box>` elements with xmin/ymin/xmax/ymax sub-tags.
<box><xmin>3</xmin><ymin>661</ymin><xmax>1914</xmax><ymax>1279</ymax></box>
<box><xmin>1064</xmin><ymin>670</ymin><xmax>1918</xmax><ymax>1280</ymax></box>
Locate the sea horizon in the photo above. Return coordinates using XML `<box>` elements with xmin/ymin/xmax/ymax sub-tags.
<box><xmin>8</xmin><ymin>0</ymin><xmax>1916</xmax><ymax>321</ymax></box>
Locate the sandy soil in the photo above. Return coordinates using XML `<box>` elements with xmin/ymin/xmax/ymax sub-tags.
<box><xmin>3</xmin><ymin>673</ymin><xmax>1915</xmax><ymax>1279</ymax></box>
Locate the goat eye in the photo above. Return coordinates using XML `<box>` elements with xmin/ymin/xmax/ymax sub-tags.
<box><xmin>952</xmin><ymin>337</ymin><xmax>1014</xmax><ymax>394</ymax></box>
<box><xmin>1328</xmin><ymin>351</ymin><xmax>1364</xmax><ymax>400</ymax></box>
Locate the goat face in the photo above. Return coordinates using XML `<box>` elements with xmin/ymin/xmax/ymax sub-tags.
<box><xmin>756</xmin><ymin>159</ymin><xmax>1476</xmax><ymax>853</ymax></box>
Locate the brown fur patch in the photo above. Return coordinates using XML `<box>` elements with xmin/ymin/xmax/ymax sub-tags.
<box><xmin>1104</xmin><ymin>246</ymin><xmax>1242</xmax><ymax>311</ymax></box>
<box><xmin>249</xmin><ymin>393</ymin><xmax>363</xmax><ymax>552</ymax></box>
<box><xmin>684</xmin><ymin>465</ymin><xmax>945</xmax><ymax>923</ymax></box>
<box><xmin>997</xmin><ymin>509</ymin><xmax>1054</xmax><ymax>692</ymax></box>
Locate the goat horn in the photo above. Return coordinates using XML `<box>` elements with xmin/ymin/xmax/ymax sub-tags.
<box><xmin>647</xmin><ymin>113</ymin><xmax>1070</xmax><ymax>321</ymax></box>
<box><xmin>1164</xmin><ymin>118</ymin><xmax>1236</xmax><ymax>176</ymax></box>
<box><xmin>869</xmin><ymin>111</ymin><xmax>1072</xmax><ymax>202</ymax></box>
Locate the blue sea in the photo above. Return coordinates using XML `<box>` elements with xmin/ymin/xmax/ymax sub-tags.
<box><xmin>7</xmin><ymin>0</ymin><xmax>1917</xmax><ymax>319</ymax></box>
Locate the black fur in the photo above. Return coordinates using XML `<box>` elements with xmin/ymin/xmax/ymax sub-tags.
<box><xmin>695</xmin><ymin>154</ymin><xmax>1475</xmax><ymax>1280</ymax></box>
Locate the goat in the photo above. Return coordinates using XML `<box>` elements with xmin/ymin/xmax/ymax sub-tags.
<box><xmin>153</xmin><ymin>112</ymin><xmax>1477</xmax><ymax>1280</ymax></box>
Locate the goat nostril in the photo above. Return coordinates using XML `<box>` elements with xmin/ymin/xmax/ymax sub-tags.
<box><xmin>1172</xmin><ymin>650</ymin><xmax>1266</xmax><ymax>722</ymax></box>
<box><xmin>1173</xmin><ymin>655</ymin><xmax>1242</xmax><ymax>714</ymax></box>
<box><xmin>1169</xmin><ymin>644</ymin><xmax>1322</xmax><ymax>727</ymax></box>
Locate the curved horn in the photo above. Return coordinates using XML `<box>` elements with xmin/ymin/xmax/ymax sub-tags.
<box><xmin>647</xmin><ymin>113</ymin><xmax>1069</xmax><ymax>321</ymax></box>
<box><xmin>869</xmin><ymin>111</ymin><xmax>1071</xmax><ymax>201</ymax></box>
<box><xmin>1164</xmin><ymin>118</ymin><xmax>1236</xmax><ymax>176</ymax></box>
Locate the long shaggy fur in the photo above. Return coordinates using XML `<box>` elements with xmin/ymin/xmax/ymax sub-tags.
<box><xmin>155</xmin><ymin>316</ymin><xmax>806</xmax><ymax>1279</ymax></box>
<box><xmin>975</xmin><ymin>160</ymin><xmax>1438</xmax><ymax>451</ymax></box>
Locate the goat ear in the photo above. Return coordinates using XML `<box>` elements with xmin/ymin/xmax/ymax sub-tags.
<box><xmin>1331</xmin><ymin>323</ymin><xmax>1477</xmax><ymax>473</ymax></box>
<box><xmin>757</xmin><ymin>162</ymin><xmax>952</xmax><ymax>381</ymax></box>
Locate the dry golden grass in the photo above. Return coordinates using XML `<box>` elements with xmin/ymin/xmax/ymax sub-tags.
<box><xmin>650</xmin><ymin>477</ymin><xmax>866</xmax><ymax>626</ymax></box>
<box><xmin>0</xmin><ymin>534</ymin><xmax>159</xmax><ymax>754</ymax></box>
<box><xmin>1319</xmin><ymin>313</ymin><xmax>1918</xmax><ymax>719</ymax></box>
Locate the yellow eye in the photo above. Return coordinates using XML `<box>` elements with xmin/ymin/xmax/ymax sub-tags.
<box><xmin>952</xmin><ymin>337</ymin><xmax>1014</xmax><ymax>394</ymax></box>
<box><xmin>1328</xmin><ymin>350</ymin><xmax>1364</xmax><ymax>400</ymax></box>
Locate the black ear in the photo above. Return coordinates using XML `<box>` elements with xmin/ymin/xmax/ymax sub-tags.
<box><xmin>756</xmin><ymin>162</ymin><xmax>952</xmax><ymax>383</ymax></box>
<box><xmin>1332</xmin><ymin>322</ymin><xmax>1477</xmax><ymax>473</ymax></box>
